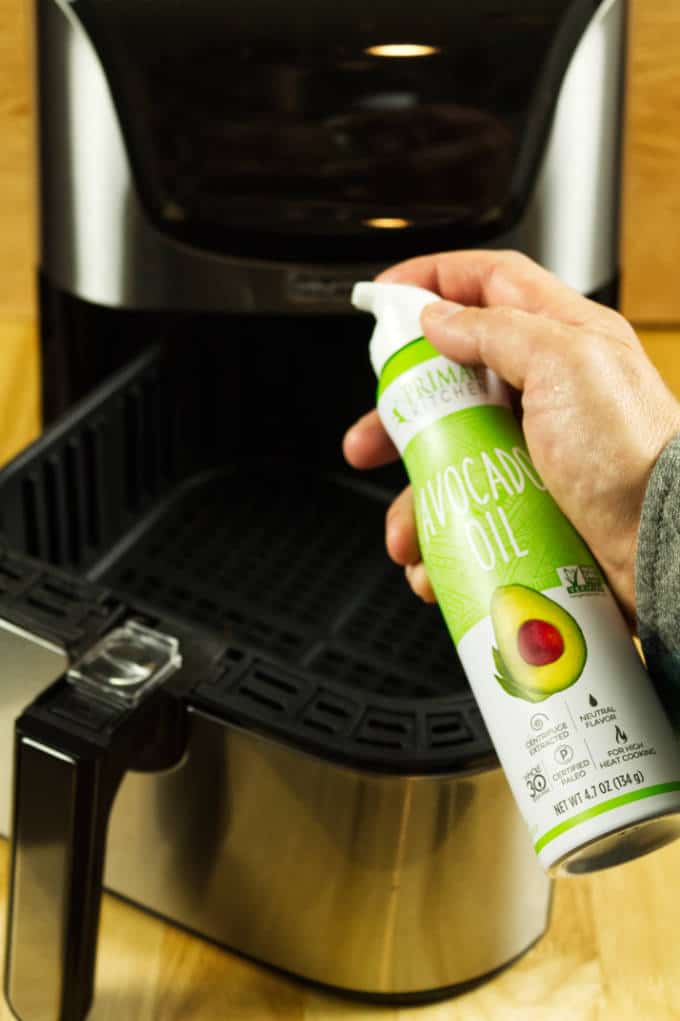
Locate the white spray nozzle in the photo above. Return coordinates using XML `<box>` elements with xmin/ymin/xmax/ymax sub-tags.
<box><xmin>351</xmin><ymin>282</ymin><xmax>381</xmax><ymax>313</ymax></box>
<box><xmin>351</xmin><ymin>280</ymin><xmax>441</xmax><ymax>377</ymax></box>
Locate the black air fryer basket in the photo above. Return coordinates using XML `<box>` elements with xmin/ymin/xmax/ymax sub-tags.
<box><xmin>0</xmin><ymin>343</ymin><xmax>494</xmax><ymax>774</ymax></box>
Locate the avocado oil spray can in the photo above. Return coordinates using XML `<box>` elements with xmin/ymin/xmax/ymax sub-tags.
<box><xmin>353</xmin><ymin>280</ymin><xmax>680</xmax><ymax>875</ymax></box>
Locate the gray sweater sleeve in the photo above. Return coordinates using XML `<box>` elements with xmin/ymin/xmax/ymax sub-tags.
<box><xmin>636</xmin><ymin>433</ymin><xmax>680</xmax><ymax>723</ymax></box>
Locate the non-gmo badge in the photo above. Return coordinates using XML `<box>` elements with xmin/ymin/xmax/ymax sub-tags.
<box><xmin>558</xmin><ymin>565</ymin><xmax>604</xmax><ymax>597</ymax></box>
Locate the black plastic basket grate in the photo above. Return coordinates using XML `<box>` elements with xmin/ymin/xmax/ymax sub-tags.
<box><xmin>0</xmin><ymin>348</ymin><xmax>495</xmax><ymax>771</ymax></box>
<box><xmin>0</xmin><ymin>548</ymin><xmax>125</xmax><ymax>654</ymax></box>
<box><xmin>95</xmin><ymin>469</ymin><xmax>464</xmax><ymax>701</ymax></box>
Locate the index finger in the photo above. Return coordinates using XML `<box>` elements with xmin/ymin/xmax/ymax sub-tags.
<box><xmin>343</xmin><ymin>409</ymin><xmax>398</xmax><ymax>470</ymax></box>
<box><xmin>377</xmin><ymin>249</ymin><xmax>612</xmax><ymax>329</ymax></box>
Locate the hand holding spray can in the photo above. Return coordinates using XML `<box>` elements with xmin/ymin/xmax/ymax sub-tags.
<box><xmin>352</xmin><ymin>280</ymin><xmax>680</xmax><ymax>875</ymax></box>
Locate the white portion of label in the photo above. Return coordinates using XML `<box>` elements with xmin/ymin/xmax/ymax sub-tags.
<box><xmin>378</xmin><ymin>357</ymin><xmax>510</xmax><ymax>454</ymax></box>
<box><xmin>457</xmin><ymin>581</ymin><xmax>680</xmax><ymax>865</ymax></box>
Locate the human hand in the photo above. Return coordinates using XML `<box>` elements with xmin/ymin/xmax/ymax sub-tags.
<box><xmin>343</xmin><ymin>251</ymin><xmax>680</xmax><ymax>618</ymax></box>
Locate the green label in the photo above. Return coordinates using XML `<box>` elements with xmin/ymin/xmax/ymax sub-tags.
<box><xmin>405</xmin><ymin>405</ymin><xmax>594</xmax><ymax>642</ymax></box>
<box><xmin>376</xmin><ymin>345</ymin><xmax>596</xmax><ymax>645</ymax></box>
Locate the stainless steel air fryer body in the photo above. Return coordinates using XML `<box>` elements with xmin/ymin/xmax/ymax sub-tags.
<box><xmin>38</xmin><ymin>0</ymin><xmax>626</xmax><ymax>314</ymax></box>
<box><xmin>103</xmin><ymin>717</ymin><xmax>549</xmax><ymax>996</ymax></box>
<box><xmin>0</xmin><ymin>556</ymin><xmax>552</xmax><ymax>1017</ymax></box>
<box><xmin>1</xmin><ymin>1</ymin><xmax>628</xmax><ymax>1017</ymax></box>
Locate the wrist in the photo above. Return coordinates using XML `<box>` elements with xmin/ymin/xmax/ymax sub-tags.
<box><xmin>599</xmin><ymin>522</ymin><xmax>640</xmax><ymax>622</ymax></box>
<box><xmin>604</xmin><ymin>557</ymin><xmax>637</xmax><ymax>621</ymax></box>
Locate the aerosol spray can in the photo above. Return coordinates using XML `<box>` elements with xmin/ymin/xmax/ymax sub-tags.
<box><xmin>353</xmin><ymin>280</ymin><xmax>680</xmax><ymax>874</ymax></box>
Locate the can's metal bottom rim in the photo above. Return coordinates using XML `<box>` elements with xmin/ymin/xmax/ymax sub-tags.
<box><xmin>548</xmin><ymin>810</ymin><xmax>680</xmax><ymax>877</ymax></box>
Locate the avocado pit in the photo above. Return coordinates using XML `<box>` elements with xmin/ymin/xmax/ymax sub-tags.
<box><xmin>518</xmin><ymin>619</ymin><xmax>565</xmax><ymax>667</ymax></box>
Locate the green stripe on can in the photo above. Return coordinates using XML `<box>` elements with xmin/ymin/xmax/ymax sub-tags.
<box><xmin>376</xmin><ymin>337</ymin><xmax>437</xmax><ymax>397</ymax></box>
<box><xmin>533</xmin><ymin>782</ymin><xmax>680</xmax><ymax>854</ymax></box>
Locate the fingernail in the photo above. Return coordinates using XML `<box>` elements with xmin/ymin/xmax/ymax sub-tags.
<box><xmin>423</xmin><ymin>300</ymin><xmax>464</xmax><ymax>322</ymax></box>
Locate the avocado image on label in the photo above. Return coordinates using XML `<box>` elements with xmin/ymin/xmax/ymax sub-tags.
<box><xmin>491</xmin><ymin>585</ymin><xmax>587</xmax><ymax>703</ymax></box>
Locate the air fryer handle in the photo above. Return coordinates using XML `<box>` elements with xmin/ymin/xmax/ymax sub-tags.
<box><xmin>4</xmin><ymin>620</ymin><xmax>187</xmax><ymax>1021</ymax></box>
<box><xmin>5</xmin><ymin>733</ymin><xmax>123</xmax><ymax>1021</ymax></box>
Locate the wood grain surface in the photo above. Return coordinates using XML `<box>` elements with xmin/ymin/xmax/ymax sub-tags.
<box><xmin>621</xmin><ymin>0</ymin><xmax>680</xmax><ymax>323</ymax></box>
<box><xmin>0</xmin><ymin>319</ymin><xmax>39</xmax><ymax>465</ymax></box>
<box><xmin>0</xmin><ymin>0</ymin><xmax>33</xmax><ymax>321</ymax></box>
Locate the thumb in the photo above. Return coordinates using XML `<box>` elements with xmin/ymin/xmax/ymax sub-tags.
<box><xmin>421</xmin><ymin>302</ymin><xmax>576</xmax><ymax>392</ymax></box>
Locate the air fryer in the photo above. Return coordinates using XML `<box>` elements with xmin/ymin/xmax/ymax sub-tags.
<box><xmin>2</xmin><ymin>1</ymin><xmax>626</xmax><ymax>1019</ymax></box>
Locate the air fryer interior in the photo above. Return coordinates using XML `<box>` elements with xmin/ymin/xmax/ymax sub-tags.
<box><xmin>93</xmin><ymin>468</ymin><xmax>458</xmax><ymax>695</ymax></box>
<box><xmin>0</xmin><ymin>329</ymin><xmax>495</xmax><ymax>773</ymax></box>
